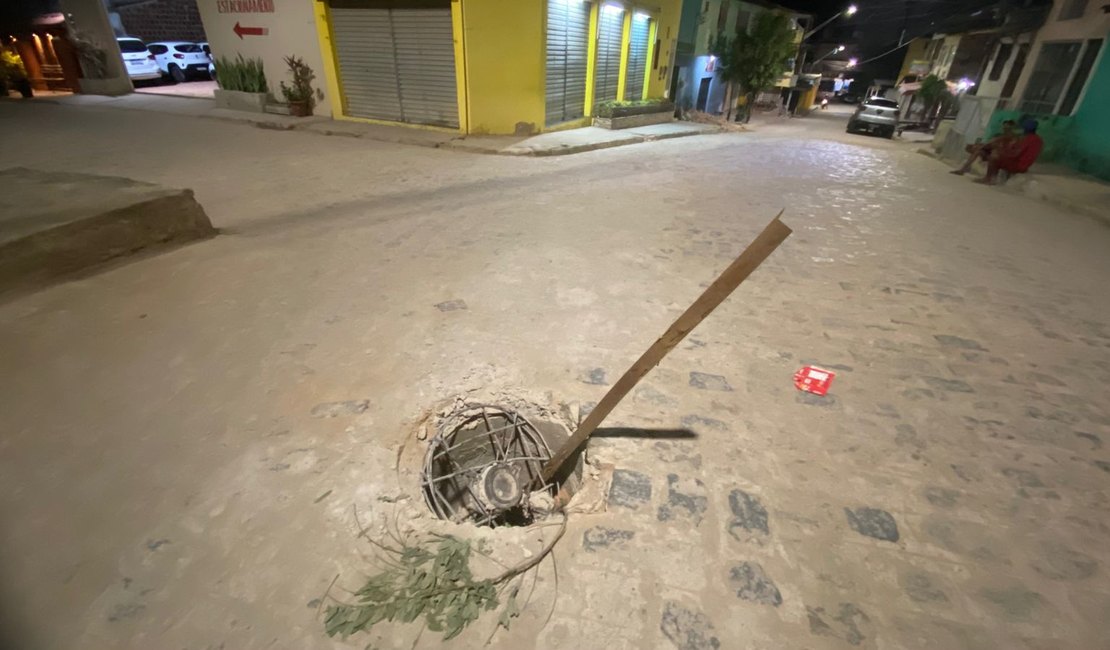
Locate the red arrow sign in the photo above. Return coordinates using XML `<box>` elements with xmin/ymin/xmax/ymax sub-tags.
<box><xmin>233</xmin><ymin>21</ymin><xmax>268</xmax><ymax>38</ymax></box>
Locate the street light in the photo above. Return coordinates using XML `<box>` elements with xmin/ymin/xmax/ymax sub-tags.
<box><xmin>793</xmin><ymin>5</ymin><xmax>859</xmax><ymax>115</ymax></box>
<box><xmin>810</xmin><ymin>45</ymin><xmax>847</xmax><ymax>68</ymax></box>
<box><xmin>804</xmin><ymin>4</ymin><xmax>860</xmax><ymax>40</ymax></box>
<box><xmin>847</xmin><ymin>57</ymin><xmax>858</xmax><ymax>68</ymax></box>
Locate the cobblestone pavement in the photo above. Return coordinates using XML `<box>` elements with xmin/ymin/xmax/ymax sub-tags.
<box><xmin>0</xmin><ymin>102</ymin><xmax>1108</xmax><ymax>650</ymax></box>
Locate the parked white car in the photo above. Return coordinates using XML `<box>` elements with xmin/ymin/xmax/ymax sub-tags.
<box><xmin>116</xmin><ymin>37</ymin><xmax>162</xmax><ymax>82</ymax></box>
<box><xmin>147</xmin><ymin>41</ymin><xmax>211</xmax><ymax>83</ymax></box>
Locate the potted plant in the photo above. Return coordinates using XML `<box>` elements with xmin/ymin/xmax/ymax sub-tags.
<box><xmin>1</xmin><ymin>50</ymin><xmax>32</xmax><ymax>98</ymax></box>
<box><xmin>213</xmin><ymin>54</ymin><xmax>269</xmax><ymax>112</ymax></box>
<box><xmin>279</xmin><ymin>55</ymin><xmax>315</xmax><ymax>117</ymax></box>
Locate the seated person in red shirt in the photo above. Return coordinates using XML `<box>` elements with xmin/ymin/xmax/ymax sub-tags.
<box><xmin>978</xmin><ymin>119</ymin><xmax>1043</xmax><ymax>185</ymax></box>
<box><xmin>951</xmin><ymin>119</ymin><xmax>1017</xmax><ymax>175</ymax></box>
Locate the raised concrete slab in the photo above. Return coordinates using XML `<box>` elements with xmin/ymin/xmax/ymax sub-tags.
<box><xmin>625</xmin><ymin>122</ymin><xmax>720</xmax><ymax>140</ymax></box>
<box><xmin>450</xmin><ymin>122</ymin><xmax>722</xmax><ymax>156</ymax></box>
<box><xmin>0</xmin><ymin>168</ymin><xmax>215</xmax><ymax>296</ymax></box>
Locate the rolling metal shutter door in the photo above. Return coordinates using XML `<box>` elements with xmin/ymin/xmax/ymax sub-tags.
<box><xmin>593</xmin><ymin>6</ymin><xmax>624</xmax><ymax>107</ymax></box>
<box><xmin>329</xmin><ymin>2</ymin><xmax>458</xmax><ymax>128</ymax></box>
<box><xmin>545</xmin><ymin>0</ymin><xmax>591</xmax><ymax>126</ymax></box>
<box><xmin>391</xmin><ymin>7</ymin><xmax>458</xmax><ymax>127</ymax></box>
<box><xmin>330</xmin><ymin>6</ymin><xmax>402</xmax><ymax>122</ymax></box>
<box><xmin>625</xmin><ymin>14</ymin><xmax>651</xmax><ymax>101</ymax></box>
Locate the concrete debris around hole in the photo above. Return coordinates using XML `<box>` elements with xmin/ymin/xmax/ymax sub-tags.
<box><xmin>564</xmin><ymin>463</ymin><xmax>614</xmax><ymax>514</ymax></box>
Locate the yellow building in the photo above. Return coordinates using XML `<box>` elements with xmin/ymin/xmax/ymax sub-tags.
<box><xmin>312</xmin><ymin>0</ymin><xmax>683</xmax><ymax>135</ymax></box>
<box><xmin>896</xmin><ymin>38</ymin><xmax>929</xmax><ymax>83</ymax></box>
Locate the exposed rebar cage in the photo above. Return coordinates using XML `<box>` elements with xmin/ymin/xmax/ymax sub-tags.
<box><xmin>421</xmin><ymin>403</ymin><xmax>556</xmax><ymax>526</ymax></box>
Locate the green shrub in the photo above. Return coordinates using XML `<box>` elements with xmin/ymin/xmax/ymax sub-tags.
<box><xmin>0</xmin><ymin>50</ymin><xmax>27</xmax><ymax>82</ymax></box>
<box><xmin>215</xmin><ymin>54</ymin><xmax>268</xmax><ymax>93</ymax></box>
<box><xmin>595</xmin><ymin>98</ymin><xmax>673</xmax><ymax>118</ymax></box>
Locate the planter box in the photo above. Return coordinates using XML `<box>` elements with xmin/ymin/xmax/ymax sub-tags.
<box><xmin>214</xmin><ymin>89</ymin><xmax>268</xmax><ymax>113</ymax></box>
<box><xmin>594</xmin><ymin>110</ymin><xmax>674</xmax><ymax>130</ymax></box>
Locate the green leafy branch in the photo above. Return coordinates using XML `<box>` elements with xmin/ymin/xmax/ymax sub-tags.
<box><xmin>320</xmin><ymin>506</ymin><xmax>566</xmax><ymax>644</ymax></box>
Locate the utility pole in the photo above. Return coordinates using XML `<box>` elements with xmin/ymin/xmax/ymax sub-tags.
<box><xmin>901</xmin><ymin>0</ymin><xmax>913</xmax><ymax>48</ymax></box>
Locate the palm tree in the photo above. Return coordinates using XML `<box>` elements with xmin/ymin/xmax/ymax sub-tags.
<box><xmin>917</xmin><ymin>74</ymin><xmax>953</xmax><ymax>132</ymax></box>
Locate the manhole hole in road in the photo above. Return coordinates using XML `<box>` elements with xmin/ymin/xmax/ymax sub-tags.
<box><xmin>420</xmin><ymin>402</ymin><xmax>580</xmax><ymax>527</ymax></box>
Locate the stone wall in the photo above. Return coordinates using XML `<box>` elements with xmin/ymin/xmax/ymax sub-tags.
<box><xmin>115</xmin><ymin>0</ymin><xmax>207</xmax><ymax>43</ymax></box>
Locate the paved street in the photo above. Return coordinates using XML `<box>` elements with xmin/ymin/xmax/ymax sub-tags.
<box><xmin>134</xmin><ymin>79</ymin><xmax>218</xmax><ymax>99</ymax></box>
<box><xmin>1</xmin><ymin>100</ymin><xmax>1109</xmax><ymax>650</ymax></box>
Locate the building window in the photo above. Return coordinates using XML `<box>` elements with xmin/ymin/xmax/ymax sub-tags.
<box><xmin>717</xmin><ymin>1</ymin><xmax>729</xmax><ymax>35</ymax></box>
<box><xmin>1020</xmin><ymin>39</ymin><xmax>1103</xmax><ymax>114</ymax></box>
<box><xmin>1000</xmin><ymin>43</ymin><xmax>1029</xmax><ymax>98</ymax></box>
<box><xmin>944</xmin><ymin>46</ymin><xmax>957</xmax><ymax>69</ymax></box>
<box><xmin>988</xmin><ymin>42</ymin><xmax>1013</xmax><ymax>81</ymax></box>
<box><xmin>735</xmin><ymin>10</ymin><xmax>750</xmax><ymax>35</ymax></box>
<box><xmin>1058</xmin><ymin>39</ymin><xmax>1104</xmax><ymax>114</ymax></box>
<box><xmin>1058</xmin><ymin>0</ymin><xmax>1087</xmax><ymax>20</ymax></box>
<box><xmin>933</xmin><ymin>44</ymin><xmax>947</xmax><ymax>68</ymax></box>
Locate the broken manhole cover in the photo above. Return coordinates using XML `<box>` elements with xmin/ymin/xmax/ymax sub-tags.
<box><xmin>421</xmin><ymin>403</ymin><xmax>576</xmax><ymax>527</ymax></box>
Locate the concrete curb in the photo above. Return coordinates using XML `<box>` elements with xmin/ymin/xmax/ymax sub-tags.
<box><xmin>444</xmin><ymin>125</ymin><xmax>724</xmax><ymax>157</ymax></box>
<box><xmin>305</xmin><ymin>127</ymin><xmax>452</xmax><ymax>149</ymax></box>
<box><xmin>501</xmin><ymin>135</ymin><xmax>644</xmax><ymax>157</ymax></box>
<box><xmin>1013</xmin><ymin>180</ymin><xmax>1110</xmax><ymax>228</ymax></box>
<box><xmin>639</xmin><ymin>126</ymin><xmax>724</xmax><ymax>142</ymax></box>
<box><xmin>13</xmin><ymin>95</ymin><xmax>721</xmax><ymax>157</ymax></box>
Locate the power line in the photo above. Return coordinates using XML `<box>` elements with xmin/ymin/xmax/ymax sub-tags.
<box><xmin>854</xmin><ymin>0</ymin><xmax>1000</xmax><ymax>64</ymax></box>
<box><xmin>856</xmin><ymin>39</ymin><xmax>913</xmax><ymax>65</ymax></box>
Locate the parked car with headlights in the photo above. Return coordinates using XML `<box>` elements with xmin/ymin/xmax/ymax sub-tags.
<box><xmin>147</xmin><ymin>41</ymin><xmax>211</xmax><ymax>83</ymax></box>
<box><xmin>116</xmin><ymin>37</ymin><xmax>162</xmax><ymax>82</ymax></box>
<box><xmin>846</xmin><ymin>97</ymin><xmax>900</xmax><ymax>138</ymax></box>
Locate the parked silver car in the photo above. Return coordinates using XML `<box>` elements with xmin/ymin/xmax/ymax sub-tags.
<box><xmin>846</xmin><ymin>97</ymin><xmax>899</xmax><ymax>138</ymax></box>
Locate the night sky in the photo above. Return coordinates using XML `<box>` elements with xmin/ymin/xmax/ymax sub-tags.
<box><xmin>776</xmin><ymin>0</ymin><xmax>998</xmax><ymax>78</ymax></box>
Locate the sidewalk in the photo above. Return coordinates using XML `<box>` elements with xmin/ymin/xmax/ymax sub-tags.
<box><xmin>1006</xmin><ymin>165</ymin><xmax>1110</xmax><ymax>226</ymax></box>
<box><xmin>450</xmin><ymin>122</ymin><xmax>722</xmax><ymax>156</ymax></box>
<box><xmin>30</xmin><ymin>92</ymin><xmax>320</xmax><ymax>130</ymax></box>
<box><xmin>24</xmin><ymin>92</ymin><xmax>721</xmax><ymax>156</ymax></box>
<box><xmin>918</xmin><ymin>147</ymin><xmax>1110</xmax><ymax>227</ymax></box>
